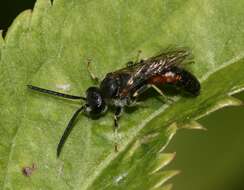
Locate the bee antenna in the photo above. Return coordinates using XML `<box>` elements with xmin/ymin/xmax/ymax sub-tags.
<box><xmin>27</xmin><ymin>85</ymin><xmax>86</xmax><ymax>100</ymax></box>
<box><xmin>57</xmin><ymin>106</ymin><xmax>85</xmax><ymax>157</ymax></box>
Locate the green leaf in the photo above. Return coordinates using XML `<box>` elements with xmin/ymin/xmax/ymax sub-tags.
<box><xmin>0</xmin><ymin>0</ymin><xmax>244</xmax><ymax>189</ymax></box>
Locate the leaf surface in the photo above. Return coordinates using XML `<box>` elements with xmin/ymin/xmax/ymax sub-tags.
<box><xmin>0</xmin><ymin>0</ymin><xmax>244</xmax><ymax>189</ymax></box>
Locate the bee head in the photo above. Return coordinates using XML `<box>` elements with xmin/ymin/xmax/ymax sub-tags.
<box><xmin>84</xmin><ymin>87</ymin><xmax>107</xmax><ymax>117</ymax></box>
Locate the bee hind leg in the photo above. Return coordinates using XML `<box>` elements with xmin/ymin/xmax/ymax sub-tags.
<box><xmin>133</xmin><ymin>84</ymin><xmax>174</xmax><ymax>104</ymax></box>
<box><xmin>150</xmin><ymin>85</ymin><xmax>174</xmax><ymax>103</ymax></box>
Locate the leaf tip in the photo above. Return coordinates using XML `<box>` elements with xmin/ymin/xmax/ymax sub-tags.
<box><xmin>159</xmin><ymin>123</ymin><xmax>178</xmax><ymax>152</ymax></box>
<box><xmin>150</xmin><ymin>152</ymin><xmax>176</xmax><ymax>174</ymax></box>
<box><xmin>152</xmin><ymin>183</ymin><xmax>173</xmax><ymax>190</ymax></box>
<box><xmin>150</xmin><ymin>170</ymin><xmax>180</xmax><ymax>189</ymax></box>
<box><xmin>160</xmin><ymin>183</ymin><xmax>174</xmax><ymax>190</ymax></box>
<box><xmin>197</xmin><ymin>96</ymin><xmax>243</xmax><ymax>120</ymax></box>
<box><xmin>181</xmin><ymin>121</ymin><xmax>207</xmax><ymax>131</ymax></box>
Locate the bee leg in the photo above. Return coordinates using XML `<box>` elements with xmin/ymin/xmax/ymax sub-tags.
<box><xmin>113</xmin><ymin>107</ymin><xmax>123</xmax><ymax>152</ymax></box>
<box><xmin>135</xmin><ymin>50</ymin><xmax>142</xmax><ymax>63</ymax></box>
<box><xmin>87</xmin><ymin>58</ymin><xmax>100</xmax><ymax>83</ymax></box>
<box><xmin>150</xmin><ymin>85</ymin><xmax>174</xmax><ymax>104</ymax></box>
<box><xmin>133</xmin><ymin>84</ymin><xmax>174</xmax><ymax>104</ymax></box>
<box><xmin>126</xmin><ymin>50</ymin><xmax>143</xmax><ymax>67</ymax></box>
<box><xmin>132</xmin><ymin>84</ymin><xmax>150</xmax><ymax>98</ymax></box>
<box><xmin>126</xmin><ymin>61</ymin><xmax>134</xmax><ymax>67</ymax></box>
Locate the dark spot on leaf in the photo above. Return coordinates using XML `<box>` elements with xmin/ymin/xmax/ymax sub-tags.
<box><xmin>22</xmin><ymin>163</ymin><xmax>37</xmax><ymax>177</ymax></box>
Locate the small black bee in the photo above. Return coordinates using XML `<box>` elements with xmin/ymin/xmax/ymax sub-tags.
<box><xmin>28</xmin><ymin>50</ymin><xmax>200</xmax><ymax>157</ymax></box>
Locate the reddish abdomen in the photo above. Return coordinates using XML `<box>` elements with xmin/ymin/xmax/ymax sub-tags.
<box><xmin>148</xmin><ymin>72</ymin><xmax>181</xmax><ymax>85</ymax></box>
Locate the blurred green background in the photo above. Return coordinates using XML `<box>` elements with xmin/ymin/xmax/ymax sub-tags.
<box><xmin>167</xmin><ymin>92</ymin><xmax>244</xmax><ymax>190</ymax></box>
<box><xmin>1</xmin><ymin>1</ymin><xmax>243</xmax><ymax>190</ymax></box>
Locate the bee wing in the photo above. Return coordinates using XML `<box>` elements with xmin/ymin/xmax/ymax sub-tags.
<box><xmin>132</xmin><ymin>50</ymin><xmax>189</xmax><ymax>82</ymax></box>
<box><xmin>118</xmin><ymin>50</ymin><xmax>190</xmax><ymax>97</ymax></box>
<box><xmin>144</xmin><ymin>49</ymin><xmax>190</xmax><ymax>69</ymax></box>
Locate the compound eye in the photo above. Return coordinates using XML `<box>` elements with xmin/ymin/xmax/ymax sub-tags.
<box><xmin>85</xmin><ymin>87</ymin><xmax>106</xmax><ymax>116</ymax></box>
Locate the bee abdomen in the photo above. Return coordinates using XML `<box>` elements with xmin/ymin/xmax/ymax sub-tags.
<box><xmin>148</xmin><ymin>66</ymin><xmax>200</xmax><ymax>96</ymax></box>
<box><xmin>171</xmin><ymin>67</ymin><xmax>200</xmax><ymax>96</ymax></box>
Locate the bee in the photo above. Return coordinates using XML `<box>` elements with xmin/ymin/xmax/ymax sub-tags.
<box><xmin>27</xmin><ymin>50</ymin><xmax>200</xmax><ymax>157</ymax></box>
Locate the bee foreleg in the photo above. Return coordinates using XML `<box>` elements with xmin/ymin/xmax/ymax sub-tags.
<box><xmin>113</xmin><ymin>107</ymin><xmax>123</xmax><ymax>152</ymax></box>
<box><xmin>87</xmin><ymin>58</ymin><xmax>100</xmax><ymax>84</ymax></box>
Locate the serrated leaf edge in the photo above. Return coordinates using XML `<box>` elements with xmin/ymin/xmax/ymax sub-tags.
<box><xmin>195</xmin><ymin>96</ymin><xmax>243</xmax><ymax>120</ymax></box>
<box><xmin>180</xmin><ymin>121</ymin><xmax>207</xmax><ymax>131</ymax></box>
<box><xmin>159</xmin><ymin>123</ymin><xmax>178</xmax><ymax>153</ymax></box>
<box><xmin>150</xmin><ymin>152</ymin><xmax>176</xmax><ymax>174</ymax></box>
<box><xmin>150</xmin><ymin>170</ymin><xmax>180</xmax><ymax>190</ymax></box>
<box><xmin>153</xmin><ymin>183</ymin><xmax>173</xmax><ymax>190</ymax></box>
